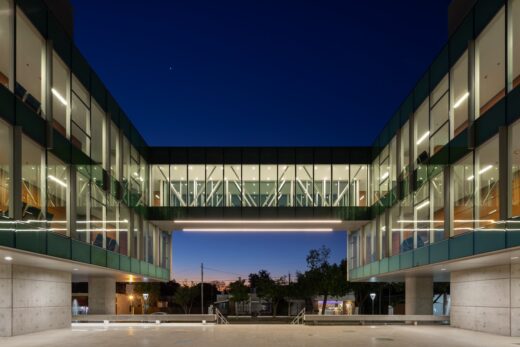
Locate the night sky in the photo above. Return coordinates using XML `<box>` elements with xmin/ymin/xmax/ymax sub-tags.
<box><xmin>71</xmin><ymin>0</ymin><xmax>451</xmax><ymax>281</ymax></box>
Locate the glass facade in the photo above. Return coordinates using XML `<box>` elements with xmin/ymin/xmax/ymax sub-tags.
<box><xmin>4</xmin><ymin>0</ymin><xmax>520</xmax><ymax>283</ymax></box>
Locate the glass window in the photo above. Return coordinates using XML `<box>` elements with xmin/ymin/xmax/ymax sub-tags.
<box><xmin>476</xmin><ymin>7</ymin><xmax>505</xmax><ymax>117</ymax></box>
<box><xmin>313</xmin><ymin>165</ymin><xmax>331</xmax><ymax>207</ymax></box>
<box><xmin>119</xmin><ymin>205</ymin><xmax>129</xmax><ymax>256</ymax></box>
<box><xmin>379</xmin><ymin>155</ymin><xmax>389</xmax><ymax>198</ymax></box>
<box><xmin>170</xmin><ymin>165</ymin><xmax>187</xmax><ymax>207</ymax></box>
<box><xmin>52</xmin><ymin>53</ymin><xmax>70</xmax><ymax>137</ymax></box>
<box><xmin>260</xmin><ymin>165</ymin><xmax>276</xmax><ymax>207</ymax></box>
<box><xmin>16</xmin><ymin>9</ymin><xmax>45</xmax><ymax>112</ymax></box>
<box><xmin>121</xmin><ymin>136</ymin><xmax>130</xmax><ymax>202</ymax></box>
<box><xmin>350</xmin><ymin>165</ymin><xmax>367</xmax><ymax>206</ymax></box>
<box><xmin>332</xmin><ymin>165</ymin><xmax>349</xmax><ymax>207</ymax></box>
<box><xmin>21</xmin><ymin>135</ymin><xmax>44</xmax><ymax>220</ymax></box>
<box><xmin>364</xmin><ymin>222</ymin><xmax>375</xmax><ymax>264</ymax></box>
<box><xmin>224</xmin><ymin>165</ymin><xmax>241</xmax><ymax>207</ymax></box>
<box><xmin>90</xmin><ymin>196</ymin><xmax>105</xmax><ymax>248</ymax></box>
<box><xmin>278</xmin><ymin>164</ymin><xmax>294</xmax><ymax>207</ymax></box>
<box><xmin>242</xmin><ymin>165</ymin><xmax>259</xmax><ymax>207</ymax></box>
<box><xmin>389</xmin><ymin>137</ymin><xmax>397</xmax><ymax>189</ymax></box>
<box><xmin>379</xmin><ymin>213</ymin><xmax>388</xmax><ymax>259</ymax></box>
<box><xmin>132</xmin><ymin>213</ymin><xmax>141</xmax><ymax>259</ymax></box>
<box><xmin>296</xmin><ymin>165</ymin><xmax>312</xmax><ymax>207</ymax></box>
<box><xmin>139</xmin><ymin>155</ymin><xmax>148</xmax><ymax>206</ymax></box>
<box><xmin>399</xmin><ymin>121</ymin><xmax>410</xmax><ymax>176</ymax></box>
<box><xmin>151</xmin><ymin>165</ymin><xmax>168</xmax><ymax>206</ymax></box>
<box><xmin>188</xmin><ymin>165</ymin><xmax>205</xmax><ymax>207</ymax></box>
<box><xmin>71</xmin><ymin>80</ymin><xmax>90</xmax><ymax>155</ymax></box>
<box><xmin>371</xmin><ymin>157</ymin><xmax>380</xmax><ymax>205</ymax></box>
<box><xmin>91</xmin><ymin>101</ymin><xmax>106</xmax><ymax>167</ymax></box>
<box><xmin>206</xmin><ymin>164</ymin><xmax>223</xmax><ymax>207</ymax></box>
<box><xmin>348</xmin><ymin>230</ymin><xmax>361</xmax><ymax>269</ymax></box>
<box><xmin>106</xmin><ymin>195</ymin><xmax>118</xmax><ymax>252</ymax></box>
<box><xmin>0</xmin><ymin>0</ymin><xmax>12</xmax><ymax>89</ymax></box>
<box><xmin>511</xmin><ymin>119</ymin><xmax>520</xmax><ymax>217</ymax></box>
<box><xmin>451</xmin><ymin>51</ymin><xmax>469</xmax><ymax>137</ymax></box>
<box><xmin>414</xmin><ymin>183</ymin><xmax>430</xmax><ymax>249</ymax></box>
<box><xmin>511</xmin><ymin>0</ymin><xmax>520</xmax><ymax>89</ymax></box>
<box><xmin>110</xmin><ymin>121</ymin><xmax>119</xmax><ymax>179</ymax></box>
<box><xmin>75</xmin><ymin>165</ymin><xmax>90</xmax><ymax>242</ymax></box>
<box><xmin>390</xmin><ymin>204</ymin><xmax>400</xmax><ymax>256</ymax></box>
<box><xmin>46</xmin><ymin>154</ymin><xmax>67</xmax><ymax>234</ymax></box>
<box><xmin>476</xmin><ymin>136</ymin><xmax>500</xmax><ymax>229</ymax></box>
<box><xmin>431</xmin><ymin>169</ymin><xmax>446</xmax><ymax>243</ymax></box>
<box><xmin>0</xmin><ymin>120</ymin><xmax>11</xmax><ymax>218</ymax></box>
<box><xmin>399</xmin><ymin>195</ymin><xmax>414</xmax><ymax>253</ymax></box>
<box><xmin>414</xmin><ymin>100</ymin><xmax>429</xmax><ymax>168</ymax></box>
<box><xmin>453</xmin><ymin>154</ymin><xmax>474</xmax><ymax>235</ymax></box>
<box><xmin>430</xmin><ymin>75</ymin><xmax>449</xmax><ymax>155</ymax></box>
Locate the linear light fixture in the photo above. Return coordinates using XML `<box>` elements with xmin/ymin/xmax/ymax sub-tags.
<box><xmin>416</xmin><ymin>200</ymin><xmax>430</xmax><ymax>210</ymax></box>
<box><xmin>453</xmin><ymin>92</ymin><xmax>469</xmax><ymax>109</ymax></box>
<box><xmin>51</xmin><ymin>88</ymin><xmax>68</xmax><ymax>106</ymax></box>
<box><xmin>182</xmin><ymin>228</ymin><xmax>334</xmax><ymax>232</ymax></box>
<box><xmin>380</xmin><ymin>171</ymin><xmax>389</xmax><ymax>181</ymax></box>
<box><xmin>416</xmin><ymin>131</ymin><xmax>430</xmax><ymax>145</ymax></box>
<box><xmin>174</xmin><ymin>219</ymin><xmax>342</xmax><ymax>224</ymax></box>
<box><xmin>48</xmin><ymin>174</ymin><xmax>67</xmax><ymax>188</ymax></box>
<box><xmin>467</xmin><ymin>164</ymin><xmax>493</xmax><ymax>181</ymax></box>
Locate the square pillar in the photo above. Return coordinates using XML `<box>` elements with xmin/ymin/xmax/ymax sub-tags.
<box><xmin>88</xmin><ymin>277</ymin><xmax>116</xmax><ymax>314</ymax></box>
<box><xmin>405</xmin><ymin>276</ymin><xmax>433</xmax><ymax>315</ymax></box>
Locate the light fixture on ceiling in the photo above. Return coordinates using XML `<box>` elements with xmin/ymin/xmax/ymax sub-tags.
<box><xmin>467</xmin><ymin>165</ymin><xmax>493</xmax><ymax>181</ymax></box>
<box><xmin>416</xmin><ymin>131</ymin><xmax>430</xmax><ymax>145</ymax></box>
<box><xmin>4</xmin><ymin>256</ymin><xmax>13</xmax><ymax>261</ymax></box>
<box><xmin>48</xmin><ymin>175</ymin><xmax>67</xmax><ymax>188</ymax></box>
<box><xmin>182</xmin><ymin>228</ymin><xmax>334</xmax><ymax>232</ymax></box>
<box><xmin>416</xmin><ymin>200</ymin><xmax>430</xmax><ymax>210</ymax></box>
<box><xmin>51</xmin><ymin>88</ymin><xmax>68</xmax><ymax>106</ymax></box>
<box><xmin>173</xmin><ymin>219</ymin><xmax>342</xmax><ymax>224</ymax></box>
<box><xmin>453</xmin><ymin>92</ymin><xmax>469</xmax><ymax>109</ymax></box>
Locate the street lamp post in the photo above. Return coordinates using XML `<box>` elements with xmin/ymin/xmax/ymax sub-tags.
<box><xmin>143</xmin><ymin>293</ymin><xmax>149</xmax><ymax>314</ymax></box>
<box><xmin>370</xmin><ymin>293</ymin><xmax>376</xmax><ymax>315</ymax></box>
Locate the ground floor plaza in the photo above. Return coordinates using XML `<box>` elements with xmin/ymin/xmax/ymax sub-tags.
<box><xmin>1</xmin><ymin>324</ymin><xmax>520</xmax><ymax>347</ymax></box>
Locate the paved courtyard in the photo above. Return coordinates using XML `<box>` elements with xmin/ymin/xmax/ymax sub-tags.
<box><xmin>1</xmin><ymin>324</ymin><xmax>520</xmax><ymax>347</ymax></box>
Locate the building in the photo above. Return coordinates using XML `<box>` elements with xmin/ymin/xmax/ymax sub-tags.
<box><xmin>0</xmin><ymin>0</ymin><xmax>519</xmax><ymax>338</ymax></box>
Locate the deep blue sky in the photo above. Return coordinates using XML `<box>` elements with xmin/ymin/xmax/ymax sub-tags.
<box><xmin>71</xmin><ymin>0</ymin><xmax>451</xmax><ymax>281</ymax></box>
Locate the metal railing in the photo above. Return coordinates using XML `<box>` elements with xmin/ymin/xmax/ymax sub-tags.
<box><xmin>290</xmin><ymin>308</ymin><xmax>305</xmax><ymax>325</ymax></box>
<box><xmin>215</xmin><ymin>308</ymin><xmax>229</xmax><ymax>325</ymax></box>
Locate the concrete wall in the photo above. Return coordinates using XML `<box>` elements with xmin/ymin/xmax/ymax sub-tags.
<box><xmin>405</xmin><ymin>276</ymin><xmax>433</xmax><ymax>315</ymax></box>
<box><xmin>0</xmin><ymin>264</ymin><xmax>71</xmax><ymax>337</ymax></box>
<box><xmin>451</xmin><ymin>264</ymin><xmax>520</xmax><ymax>336</ymax></box>
<box><xmin>88</xmin><ymin>277</ymin><xmax>116</xmax><ymax>314</ymax></box>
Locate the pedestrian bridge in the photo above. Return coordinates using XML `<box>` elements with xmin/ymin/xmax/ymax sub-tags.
<box><xmin>145</xmin><ymin>147</ymin><xmax>375</xmax><ymax>232</ymax></box>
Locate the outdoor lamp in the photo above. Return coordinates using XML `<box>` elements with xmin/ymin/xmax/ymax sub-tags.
<box><xmin>370</xmin><ymin>293</ymin><xmax>376</xmax><ymax>315</ymax></box>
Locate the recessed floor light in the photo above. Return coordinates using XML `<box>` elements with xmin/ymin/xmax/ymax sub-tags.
<box><xmin>73</xmin><ymin>268</ymin><xmax>79</xmax><ymax>271</ymax></box>
<box><xmin>4</xmin><ymin>256</ymin><xmax>13</xmax><ymax>261</ymax></box>
<box><xmin>441</xmin><ymin>268</ymin><xmax>447</xmax><ymax>271</ymax></box>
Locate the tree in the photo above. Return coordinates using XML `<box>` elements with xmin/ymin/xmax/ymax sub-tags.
<box><xmin>305</xmin><ymin>246</ymin><xmax>349</xmax><ymax>314</ymax></box>
<box><xmin>250</xmin><ymin>270</ymin><xmax>287</xmax><ymax>317</ymax></box>
<box><xmin>133</xmin><ymin>282</ymin><xmax>160</xmax><ymax>314</ymax></box>
<box><xmin>228</xmin><ymin>279</ymin><xmax>249</xmax><ymax>303</ymax></box>
<box><xmin>173</xmin><ymin>285</ymin><xmax>198</xmax><ymax>314</ymax></box>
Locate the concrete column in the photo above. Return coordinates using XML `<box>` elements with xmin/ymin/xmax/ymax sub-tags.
<box><xmin>405</xmin><ymin>276</ymin><xmax>433</xmax><ymax>315</ymax></box>
<box><xmin>0</xmin><ymin>264</ymin><xmax>71</xmax><ymax>337</ymax></box>
<box><xmin>451</xmin><ymin>264</ymin><xmax>520</xmax><ymax>336</ymax></box>
<box><xmin>88</xmin><ymin>277</ymin><xmax>116</xmax><ymax>314</ymax></box>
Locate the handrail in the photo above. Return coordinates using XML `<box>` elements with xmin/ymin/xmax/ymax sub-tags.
<box><xmin>215</xmin><ymin>308</ymin><xmax>229</xmax><ymax>325</ymax></box>
<box><xmin>290</xmin><ymin>308</ymin><xmax>305</xmax><ymax>325</ymax></box>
